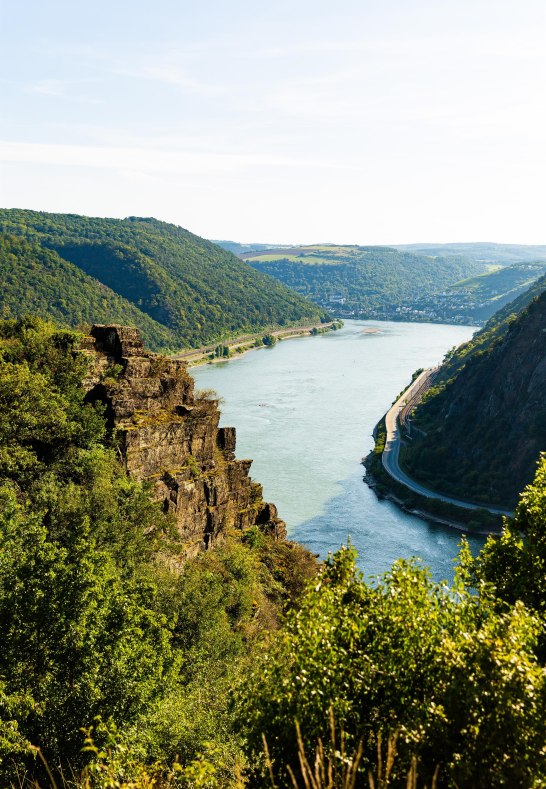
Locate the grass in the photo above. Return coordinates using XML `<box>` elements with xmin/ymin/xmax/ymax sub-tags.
<box><xmin>263</xmin><ymin>712</ymin><xmax>440</xmax><ymax>789</ymax></box>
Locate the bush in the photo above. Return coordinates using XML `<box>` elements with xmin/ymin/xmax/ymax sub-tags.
<box><xmin>239</xmin><ymin>545</ymin><xmax>546</xmax><ymax>787</ymax></box>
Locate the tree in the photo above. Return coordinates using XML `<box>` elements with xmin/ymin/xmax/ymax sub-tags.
<box><xmin>470</xmin><ymin>454</ymin><xmax>546</xmax><ymax>642</ymax></box>
<box><xmin>0</xmin><ymin>485</ymin><xmax>176</xmax><ymax>775</ymax></box>
<box><xmin>240</xmin><ymin>545</ymin><xmax>546</xmax><ymax>787</ymax></box>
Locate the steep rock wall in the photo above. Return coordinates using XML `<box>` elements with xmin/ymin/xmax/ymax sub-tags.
<box><xmin>82</xmin><ymin>324</ymin><xmax>286</xmax><ymax>556</ymax></box>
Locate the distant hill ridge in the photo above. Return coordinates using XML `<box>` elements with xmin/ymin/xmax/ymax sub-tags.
<box><xmin>0</xmin><ymin>210</ymin><xmax>328</xmax><ymax>352</ymax></box>
<box><xmin>215</xmin><ymin>240</ymin><xmax>546</xmax><ymax>324</ymax></box>
<box><xmin>394</xmin><ymin>241</ymin><xmax>546</xmax><ymax>265</ymax></box>
<box><xmin>218</xmin><ymin>240</ymin><xmax>546</xmax><ymax>265</ymax></box>
<box><xmin>400</xmin><ymin>273</ymin><xmax>546</xmax><ymax>508</ymax></box>
<box><xmin>218</xmin><ymin>242</ymin><xmax>485</xmax><ymax>321</ymax></box>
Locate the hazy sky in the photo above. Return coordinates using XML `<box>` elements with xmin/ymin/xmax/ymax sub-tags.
<box><xmin>1</xmin><ymin>0</ymin><xmax>545</xmax><ymax>244</ymax></box>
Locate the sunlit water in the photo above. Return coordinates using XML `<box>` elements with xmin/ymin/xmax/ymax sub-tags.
<box><xmin>193</xmin><ymin>319</ymin><xmax>483</xmax><ymax>582</ymax></box>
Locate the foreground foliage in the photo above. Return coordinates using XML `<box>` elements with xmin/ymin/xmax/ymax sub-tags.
<box><xmin>470</xmin><ymin>454</ymin><xmax>546</xmax><ymax>652</ymax></box>
<box><xmin>2</xmin><ymin>316</ymin><xmax>546</xmax><ymax>787</ymax></box>
<box><xmin>240</xmin><ymin>542</ymin><xmax>546</xmax><ymax>787</ymax></box>
<box><xmin>0</xmin><ymin>317</ymin><xmax>317</xmax><ymax>785</ymax></box>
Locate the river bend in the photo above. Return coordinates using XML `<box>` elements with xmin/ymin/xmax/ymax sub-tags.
<box><xmin>193</xmin><ymin>319</ymin><xmax>483</xmax><ymax>582</ymax></box>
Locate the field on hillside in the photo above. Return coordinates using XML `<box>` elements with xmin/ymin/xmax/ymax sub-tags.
<box><xmin>240</xmin><ymin>243</ymin><xmax>485</xmax><ymax>322</ymax></box>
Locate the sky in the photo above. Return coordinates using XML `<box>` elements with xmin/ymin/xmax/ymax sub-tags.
<box><xmin>1</xmin><ymin>0</ymin><xmax>546</xmax><ymax>244</ymax></box>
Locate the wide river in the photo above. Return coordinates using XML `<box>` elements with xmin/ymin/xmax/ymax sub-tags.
<box><xmin>193</xmin><ymin>319</ymin><xmax>483</xmax><ymax>582</ymax></box>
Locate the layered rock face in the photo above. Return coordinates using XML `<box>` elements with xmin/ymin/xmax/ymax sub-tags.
<box><xmin>82</xmin><ymin>325</ymin><xmax>286</xmax><ymax>556</ymax></box>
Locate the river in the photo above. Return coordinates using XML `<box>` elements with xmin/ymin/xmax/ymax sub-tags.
<box><xmin>193</xmin><ymin>319</ymin><xmax>484</xmax><ymax>582</ymax></box>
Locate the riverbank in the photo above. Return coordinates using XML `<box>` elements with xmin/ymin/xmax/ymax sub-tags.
<box><xmin>364</xmin><ymin>467</ymin><xmax>500</xmax><ymax>536</ymax></box>
<box><xmin>192</xmin><ymin>318</ymin><xmax>482</xmax><ymax>581</ymax></box>
<box><xmin>363</xmin><ymin>411</ymin><xmax>505</xmax><ymax>536</ymax></box>
<box><xmin>175</xmin><ymin>320</ymin><xmax>342</xmax><ymax>367</ymax></box>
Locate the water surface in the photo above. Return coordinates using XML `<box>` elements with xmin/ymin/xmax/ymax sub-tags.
<box><xmin>193</xmin><ymin>320</ymin><xmax>483</xmax><ymax>582</ymax></box>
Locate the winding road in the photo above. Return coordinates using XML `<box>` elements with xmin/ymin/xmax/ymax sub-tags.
<box><xmin>382</xmin><ymin>369</ymin><xmax>513</xmax><ymax>517</ymax></box>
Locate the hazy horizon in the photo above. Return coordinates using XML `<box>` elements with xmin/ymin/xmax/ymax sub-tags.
<box><xmin>2</xmin><ymin>0</ymin><xmax>546</xmax><ymax>244</ymax></box>
<box><xmin>213</xmin><ymin>238</ymin><xmax>546</xmax><ymax>248</ymax></box>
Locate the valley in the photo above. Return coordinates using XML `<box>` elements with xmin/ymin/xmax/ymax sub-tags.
<box><xmin>5</xmin><ymin>1</ymin><xmax>546</xmax><ymax>782</ymax></box>
<box><xmin>3</xmin><ymin>235</ymin><xmax>546</xmax><ymax>785</ymax></box>
<box><xmin>216</xmin><ymin>240</ymin><xmax>546</xmax><ymax>326</ymax></box>
<box><xmin>193</xmin><ymin>318</ymin><xmax>481</xmax><ymax>581</ymax></box>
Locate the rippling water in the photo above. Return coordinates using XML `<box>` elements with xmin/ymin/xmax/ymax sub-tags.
<box><xmin>193</xmin><ymin>319</ymin><xmax>484</xmax><ymax>582</ymax></box>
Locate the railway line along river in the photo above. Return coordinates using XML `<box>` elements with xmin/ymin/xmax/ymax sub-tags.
<box><xmin>193</xmin><ymin>319</ymin><xmax>483</xmax><ymax>582</ymax></box>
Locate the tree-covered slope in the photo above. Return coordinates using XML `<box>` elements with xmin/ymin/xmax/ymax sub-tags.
<box><xmin>479</xmin><ymin>271</ymin><xmax>546</xmax><ymax>333</ymax></box>
<box><xmin>0</xmin><ymin>234</ymin><xmax>175</xmax><ymax>349</ymax></box>
<box><xmin>446</xmin><ymin>261</ymin><xmax>546</xmax><ymax>320</ymax></box>
<box><xmin>0</xmin><ymin>210</ymin><xmax>328</xmax><ymax>352</ymax></box>
<box><xmin>240</xmin><ymin>244</ymin><xmax>484</xmax><ymax>320</ymax></box>
<box><xmin>401</xmin><ymin>277</ymin><xmax>546</xmax><ymax>508</ymax></box>
<box><xmin>400</xmin><ymin>261</ymin><xmax>546</xmax><ymax>325</ymax></box>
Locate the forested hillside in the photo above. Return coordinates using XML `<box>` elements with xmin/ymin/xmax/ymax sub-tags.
<box><xmin>0</xmin><ymin>234</ymin><xmax>175</xmax><ymax>350</ymax></box>
<box><xmin>447</xmin><ymin>262</ymin><xmax>546</xmax><ymax>316</ymax></box>
<box><xmin>219</xmin><ymin>241</ymin><xmax>546</xmax><ymax>325</ymax></box>
<box><xmin>2</xmin><ymin>316</ymin><xmax>546</xmax><ymax>787</ymax></box>
<box><xmin>401</xmin><ymin>277</ymin><xmax>546</xmax><ymax>508</ymax></box>
<box><xmin>239</xmin><ymin>244</ymin><xmax>484</xmax><ymax>320</ymax></box>
<box><xmin>0</xmin><ymin>210</ymin><xmax>328</xmax><ymax>352</ymax></box>
<box><xmin>400</xmin><ymin>261</ymin><xmax>546</xmax><ymax>325</ymax></box>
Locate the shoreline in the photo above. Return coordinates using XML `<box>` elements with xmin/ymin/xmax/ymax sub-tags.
<box><xmin>176</xmin><ymin>320</ymin><xmax>341</xmax><ymax>368</ymax></box>
<box><xmin>363</xmin><ymin>400</ymin><xmax>508</xmax><ymax>535</ymax></box>
<box><xmin>363</xmin><ymin>472</ymin><xmax>501</xmax><ymax>536</ymax></box>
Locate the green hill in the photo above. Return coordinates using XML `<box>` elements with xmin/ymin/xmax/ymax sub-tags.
<box><xmin>400</xmin><ymin>275</ymin><xmax>546</xmax><ymax>508</ymax></box>
<box><xmin>448</xmin><ymin>261</ymin><xmax>546</xmax><ymax>305</ymax></box>
<box><xmin>399</xmin><ymin>261</ymin><xmax>546</xmax><ymax>325</ymax></box>
<box><xmin>0</xmin><ymin>210</ymin><xmax>328</xmax><ymax>352</ymax></box>
<box><xmin>0</xmin><ymin>234</ymin><xmax>175</xmax><ymax>350</ymax></box>
<box><xmin>239</xmin><ymin>244</ymin><xmax>485</xmax><ymax>320</ymax></box>
<box><xmin>477</xmin><ymin>271</ymin><xmax>546</xmax><ymax>332</ymax></box>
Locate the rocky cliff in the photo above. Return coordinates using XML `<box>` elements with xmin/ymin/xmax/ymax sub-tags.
<box><xmin>82</xmin><ymin>324</ymin><xmax>286</xmax><ymax>556</ymax></box>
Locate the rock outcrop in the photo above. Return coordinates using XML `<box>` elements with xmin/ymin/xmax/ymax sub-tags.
<box><xmin>82</xmin><ymin>324</ymin><xmax>286</xmax><ymax>556</ymax></box>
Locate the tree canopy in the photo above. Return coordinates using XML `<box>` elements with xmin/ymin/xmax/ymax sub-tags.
<box><xmin>2</xmin><ymin>315</ymin><xmax>546</xmax><ymax>787</ymax></box>
<box><xmin>0</xmin><ymin>211</ymin><xmax>328</xmax><ymax>352</ymax></box>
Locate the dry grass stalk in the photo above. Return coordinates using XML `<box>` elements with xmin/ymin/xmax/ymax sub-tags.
<box><xmin>368</xmin><ymin>730</ymin><xmax>398</xmax><ymax>789</ymax></box>
<box><xmin>265</xmin><ymin>708</ymin><xmax>363</xmax><ymax>789</ymax></box>
<box><xmin>264</xmin><ymin>717</ymin><xmax>441</xmax><ymax>789</ymax></box>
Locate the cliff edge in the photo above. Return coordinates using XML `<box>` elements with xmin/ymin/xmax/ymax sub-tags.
<box><xmin>81</xmin><ymin>324</ymin><xmax>286</xmax><ymax>556</ymax></box>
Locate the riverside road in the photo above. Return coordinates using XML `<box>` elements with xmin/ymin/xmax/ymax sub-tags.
<box><xmin>382</xmin><ymin>369</ymin><xmax>513</xmax><ymax>518</ymax></box>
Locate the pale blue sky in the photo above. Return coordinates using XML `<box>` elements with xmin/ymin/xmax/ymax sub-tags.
<box><xmin>1</xmin><ymin>0</ymin><xmax>545</xmax><ymax>243</ymax></box>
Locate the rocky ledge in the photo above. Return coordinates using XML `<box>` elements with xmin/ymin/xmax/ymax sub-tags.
<box><xmin>81</xmin><ymin>324</ymin><xmax>286</xmax><ymax>557</ymax></box>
